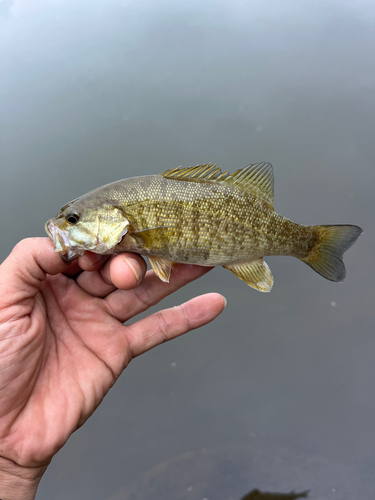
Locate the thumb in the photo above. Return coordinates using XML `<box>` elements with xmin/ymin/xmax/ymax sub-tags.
<box><xmin>0</xmin><ymin>238</ymin><xmax>75</xmax><ymax>307</ymax></box>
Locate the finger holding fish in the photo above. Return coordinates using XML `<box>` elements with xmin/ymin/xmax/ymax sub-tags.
<box><xmin>104</xmin><ymin>263</ymin><xmax>214</xmax><ymax>323</ymax></box>
<box><xmin>73</xmin><ymin>248</ymin><xmax>210</xmax><ymax>311</ymax></box>
<box><xmin>78</xmin><ymin>251</ymin><xmax>109</xmax><ymax>271</ymax></box>
<box><xmin>75</xmin><ymin>252</ymin><xmax>147</xmax><ymax>297</ymax></box>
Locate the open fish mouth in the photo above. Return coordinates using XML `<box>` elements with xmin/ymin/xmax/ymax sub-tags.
<box><xmin>45</xmin><ymin>220</ymin><xmax>85</xmax><ymax>261</ymax></box>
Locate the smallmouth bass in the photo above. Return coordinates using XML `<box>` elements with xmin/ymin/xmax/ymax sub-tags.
<box><xmin>45</xmin><ymin>163</ymin><xmax>362</xmax><ymax>292</ymax></box>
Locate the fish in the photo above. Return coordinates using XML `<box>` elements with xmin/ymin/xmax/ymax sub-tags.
<box><xmin>240</xmin><ymin>489</ymin><xmax>309</xmax><ymax>500</ymax></box>
<box><xmin>45</xmin><ymin>163</ymin><xmax>363</xmax><ymax>292</ymax></box>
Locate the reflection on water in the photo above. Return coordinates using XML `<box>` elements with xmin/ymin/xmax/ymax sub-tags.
<box><xmin>241</xmin><ymin>488</ymin><xmax>309</xmax><ymax>500</ymax></box>
<box><xmin>106</xmin><ymin>443</ymin><xmax>371</xmax><ymax>500</ymax></box>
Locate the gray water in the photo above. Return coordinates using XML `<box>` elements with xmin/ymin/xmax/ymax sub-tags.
<box><xmin>1</xmin><ymin>1</ymin><xmax>374</xmax><ymax>499</ymax></box>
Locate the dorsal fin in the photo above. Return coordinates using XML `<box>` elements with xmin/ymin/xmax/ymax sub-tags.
<box><xmin>160</xmin><ymin>162</ymin><xmax>274</xmax><ymax>206</ymax></box>
<box><xmin>161</xmin><ymin>164</ymin><xmax>224</xmax><ymax>181</ymax></box>
<box><xmin>223</xmin><ymin>162</ymin><xmax>274</xmax><ymax>205</ymax></box>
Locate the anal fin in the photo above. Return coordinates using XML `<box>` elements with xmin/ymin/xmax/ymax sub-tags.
<box><xmin>223</xmin><ymin>258</ymin><xmax>274</xmax><ymax>292</ymax></box>
<box><xmin>148</xmin><ymin>256</ymin><xmax>176</xmax><ymax>282</ymax></box>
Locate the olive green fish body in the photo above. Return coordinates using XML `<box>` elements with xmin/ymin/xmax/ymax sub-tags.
<box><xmin>45</xmin><ymin>163</ymin><xmax>362</xmax><ymax>292</ymax></box>
<box><xmin>106</xmin><ymin>175</ymin><xmax>316</xmax><ymax>265</ymax></box>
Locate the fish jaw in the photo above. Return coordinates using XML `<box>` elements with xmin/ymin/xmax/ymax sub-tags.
<box><xmin>45</xmin><ymin>220</ymin><xmax>85</xmax><ymax>261</ymax></box>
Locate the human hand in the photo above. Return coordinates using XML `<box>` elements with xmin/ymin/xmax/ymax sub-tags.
<box><xmin>0</xmin><ymin>238</ymin><xmax>225</xmax><ymax>500</ymax></box>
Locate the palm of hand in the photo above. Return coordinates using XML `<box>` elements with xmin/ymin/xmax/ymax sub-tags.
<box><xmin>0</xmin><ymin>239</ymin><xmax>224</xmax><ymax>469</ymax></box>
<box><xmin>4</xmin><ymin>274</ymin><xmax>131</xmax><ymax>467</ymax></box>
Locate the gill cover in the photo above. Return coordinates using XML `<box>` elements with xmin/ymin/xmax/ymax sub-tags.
<box><xmin>46</xmin><ymin>206</ymin><xmax>130</xmax><ymax>261</ymax></box>
<box><xmin>87</xmin><ymin>209</ymin><xmax>130</xmax><ymax>254</ymax></box>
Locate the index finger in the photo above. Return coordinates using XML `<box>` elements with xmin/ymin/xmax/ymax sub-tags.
<box><xmin>126</xmin><ymin>292</ymin><xmax>226</xmax><ymax>358</ymax></box>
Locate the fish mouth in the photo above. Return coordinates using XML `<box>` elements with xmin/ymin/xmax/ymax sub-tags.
<box><xmin>45</xmin><ymin>220</ymin><xmax>84</xmax><ymax>261</ymax></box>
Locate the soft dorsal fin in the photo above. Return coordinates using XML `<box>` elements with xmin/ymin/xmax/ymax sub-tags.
<box><xmin>160</xmin><ymin>162</ymin><xmax>274</xmax><ymax>206</ymax></box>
<box><xmin>222</xmin><ymin>162</ymin><xmax>274</xmax><ymax>206</ymax></box>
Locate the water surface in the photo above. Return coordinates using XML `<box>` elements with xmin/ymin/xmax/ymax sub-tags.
<box><xmin>1</xmin><ymin>1</ymin><xmax>374</xmax><ymax>499</ymax></box>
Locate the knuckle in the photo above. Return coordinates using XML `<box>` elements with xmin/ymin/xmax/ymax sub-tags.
<box><xmin>155</xmin><ymin>311</ymin><xmax>170</xmax><ymax>343</ymax></box>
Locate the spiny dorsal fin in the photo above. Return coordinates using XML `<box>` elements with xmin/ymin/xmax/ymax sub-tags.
<box><xmin>161</xmin><ymin>164</ymin><xmax>224</xmax><ymax>181</ymax></box>
<box><xmin>160</xmin><ymin>162</ymin><xmax>274</xmax><ymax>206</ymax></box>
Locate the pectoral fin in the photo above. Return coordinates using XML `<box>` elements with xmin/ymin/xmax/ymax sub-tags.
<box><xmin>148</xmin><ymin>256</ymin><xmax>176</xmax><ymax>282</ymax></box>
<box><xmin>132</xmin><ymin>225</ymin><xmax>178</xmax><ymax>249</ymax></box>
<box><xmin>223</xmin><ymin>258</ymin><xmax>274</xmax><ymax>292</ymax></box>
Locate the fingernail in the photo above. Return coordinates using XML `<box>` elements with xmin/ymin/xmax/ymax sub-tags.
<box><xmin>83</xmin><ymin>252</ymin><xmax>104</xmax><ymax>265</ymax></box>
<box><xmin>124</xmin><ymin>256</ymin><xmax>142</xmax><ymax>284</ymax></box>
<box><xmin>222</xmin><ymin>296</ymin><xmax>227</xmax><ymax>308</ymax></box>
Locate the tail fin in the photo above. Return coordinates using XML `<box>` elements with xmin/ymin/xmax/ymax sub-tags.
<box><xmin>301</xmin><ymin>225</ymin><xmax>363</xmax><ymax>282</ymax></box>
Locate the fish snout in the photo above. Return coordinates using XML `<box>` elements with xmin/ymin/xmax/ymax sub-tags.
<box><xmin>45</xmin><ymin>220</ymin><xmax>84</xmax><ymax>261</ymax></box>
<box><xmin>46</xmin><ymin>220</ymin><xmax>67</xmax><ymax>252</ymax></box>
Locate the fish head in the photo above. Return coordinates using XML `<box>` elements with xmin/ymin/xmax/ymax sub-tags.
<box><xmin>45</xmin><ymin>198</ymin><xmax>130</xmax><ymax>261</ymax></box>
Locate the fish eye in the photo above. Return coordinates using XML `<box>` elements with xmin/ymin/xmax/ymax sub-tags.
<box><xmin>65</xmin><ymin>212</ymin><xmax>80</xmax><ymax>224</ymax></box>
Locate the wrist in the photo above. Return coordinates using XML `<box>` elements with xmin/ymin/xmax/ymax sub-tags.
<box><xmin>0</xmin><ymin>456</ymin><xmax>47</xmax><ymax>500</ymax></box>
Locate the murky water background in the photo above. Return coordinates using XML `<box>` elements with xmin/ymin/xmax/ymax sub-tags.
<box><xmin>1</xmin><ymin>1</ymin><xmax>375</xmax><ymax>498</ymax></box>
